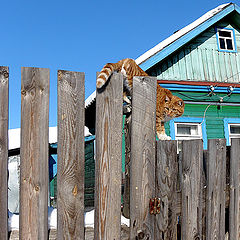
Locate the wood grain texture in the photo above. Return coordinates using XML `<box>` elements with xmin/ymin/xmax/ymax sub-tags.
<box><xmin>155</xmin><ymin>140</ymin><xmax>178</xmax><ymax>239</ymax></box>
<box><xmin>206</xmin><ymin>139</ymin><xmax>226</xmax><ymax>240</ymax></box>
<box><xmin>229</xmin><ymin>138</ymin><xmax>240</xmax><ymax>239</ymax></box>
<box><xmin>181</xmin><ymin>140</ymin><xmax>203</xmax><ymax>240</ymax></box>
<box><xmin>57</xmin><ymin>70</ymin><xmax>85</xmax><ymax>239</ymax></box>
<box><xmin>20</xmin><ymin>67</ymin><xmax>49</xmax><ymax>239</ymax></box>
<box><xmin>0</xmin><ymin>67</ymin><xmax>9</xmax><ymax>240</ymax></box>
<box><xmin>129</xmin><ymin>76</ymin><xmax>157</xmax><ymax>239</ymax></box>
<box><xmin>94</xmin><ymin>72</ymin><xmax>123</xmax><ymax>240</ymax></box>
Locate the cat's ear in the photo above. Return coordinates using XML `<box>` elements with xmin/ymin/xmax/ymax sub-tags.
<box><xmin>165</xmin><ymin>95</ymin><xmax>170</xmax><ymax>102</ymax></box>
<box><xmin>178</xmin><ymin>100</ymin><xmax>184</xmax><ymax>106</ymax></box>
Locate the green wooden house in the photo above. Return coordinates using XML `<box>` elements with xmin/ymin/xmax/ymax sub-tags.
<box><xmin>134</xmin><ymin>2</ymin><xmax>240</xmax><ymax>149</ymax></box>
<box><xmin>86</xmin><ymin>3</ymin><xmax>240</xmax><ymax>149</ymax></box>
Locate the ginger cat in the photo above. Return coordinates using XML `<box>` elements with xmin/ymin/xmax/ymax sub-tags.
<box><xmin>97</xmin><ymin>58</ymin><xmax>184</xmax><ymax>140</ymax></box>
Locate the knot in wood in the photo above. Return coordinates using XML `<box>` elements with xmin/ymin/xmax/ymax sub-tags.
<box><xmin>136</xmin><ymin>230</ymin><xmax>145</xmax><ymax>239</ymax></box>
<box><xmin>194</xmin><ymin>234</ymin><xmax>200</xmax><ymax>240</ymax></box>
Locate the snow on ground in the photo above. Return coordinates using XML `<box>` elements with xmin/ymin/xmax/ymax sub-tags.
<box><xmin>8</xmin><ymin>208</ymin><xmax>130</xmax><ymax>231</ymax></box>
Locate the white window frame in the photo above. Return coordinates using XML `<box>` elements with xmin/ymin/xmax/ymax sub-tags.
<box><xmin>174</xmin><ymin>122</ymin><xmax>202</xmax><ymax>140</ymax></box>
<box><xmin>216</xmin><ymin>27</ymin><xmax>236</xmax><ymax>52</ymax></box>
<box><xmin>228</xmin><ymin>123</ymin><xmax>240</xmax><ymax>144</ymax></box>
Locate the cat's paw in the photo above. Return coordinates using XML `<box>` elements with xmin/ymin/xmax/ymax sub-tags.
<box><xmin>158</xmin><ymin>134</ymin><xmax>171</xmax><ymax>140</ymax></box>
<box><xmin>123</xmin><ymin>104</ymin><xmax>132</xmax><ymax>114</ymax></box>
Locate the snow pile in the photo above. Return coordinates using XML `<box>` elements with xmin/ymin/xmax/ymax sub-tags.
<box><xmin>8</xmin><ymin>208</ymin><xmax>130</xmax><ymax>231</ymax></box>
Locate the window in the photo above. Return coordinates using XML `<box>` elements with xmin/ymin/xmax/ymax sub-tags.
<box><xmin>170</xmin><ymin>117</ymin><xmax>207</xmax><ymax>150</ymax></box>
<box><xmin>175</xmin><ymin>122</ymin><xmax>202</xmax><ymax>140</ymax></box>
<box><xmin>216</xmin><ymin>27</ymin><xmax>236</xmax><ymax>52</ymax></box>
<box><xmin>224</xmin><ymin>118</ymin><xmax>240</xmax><ymax>145</ymax></box>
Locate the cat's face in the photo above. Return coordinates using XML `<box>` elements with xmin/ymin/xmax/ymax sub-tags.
<box><xmin>163</xmin><ymin>95</ymin><xmax>184</xmax><ymax>122</ymax></box>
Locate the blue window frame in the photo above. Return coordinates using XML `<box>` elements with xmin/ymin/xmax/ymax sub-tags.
<box><xmin>224</xmin><ymin>118</ymin><xmax>240</xmax><ymax>146</ymax></box>
<box><xmin>169</xmin><ymin>117</ymin><xmax>207</xmax><ymax>149</ymax></box>
<box><xmin>215</xmin><ymin>27</ymin><xmax>237</xmax><ymax>53</ymax></box>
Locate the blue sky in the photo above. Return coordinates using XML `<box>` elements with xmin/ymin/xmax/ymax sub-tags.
<box><xmin>0</xmin><ymin>0</ymin><xmax>234</xmax><ymax>129</ymax></box>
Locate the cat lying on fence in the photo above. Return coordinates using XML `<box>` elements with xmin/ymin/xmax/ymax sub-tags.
<box><xmin>96</xmin><ymin>58</ymin><xmax>184</xmax><ymax>140</ymax></box>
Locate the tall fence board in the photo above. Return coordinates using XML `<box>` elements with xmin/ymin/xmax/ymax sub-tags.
<box><xmin>94</xmin><ymin>72</ymin><xmax>123</xmax><ymax>239</ymax></box>
<box><xmin>181</xmin><ymin>140</ymin><xmax>203</xmax><ymax>239</ymax></box>
<box><xmin>130</xmin><ymin>76</ymin><xmax>157</xmax><ymax>239</ymax></box>
<box><xmin>57</xmin><ymin>70</ymin><xmax>85</xmax><ymax>239</ymax></box>
<box><xmin>20</xmin><ymin>67</ymin><xmax>50</xmax><ymax>239</ymax></box>
<box><xmin>229</xmin><ymin>138</ymin><xmax>240</xmax><ymax>239</ymax></box>
<box><xmin>155</xmin><ymin>140</ymin><xmax>178</xmax><ymax>239</ymax></box>
<box><xmin>0</xmin><ymin>67</ymin><xmax>9</xmax><ymax>240</ymax></box>
<box><xmin>206</xmin><ymin>139</ymin><xmax>226</xmax><ymax>240</ymax></box>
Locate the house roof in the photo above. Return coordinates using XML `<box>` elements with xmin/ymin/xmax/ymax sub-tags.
<box><xmin>85</xmin><ymin>3</ymin><xmax>238</xmax><ymax>108</ymax></box>
<box><xmin>8</xmin><ymin>126</ymin><xmax>92</xmax><ymax>150</ymax></box>
<box><xmin>135</xmin><ymin>3</ymin><xmax>236</xmax><ymax>70</ymax></box>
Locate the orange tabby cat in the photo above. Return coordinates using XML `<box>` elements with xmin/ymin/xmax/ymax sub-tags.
<box><xmin>97</xmin><ymin>58</ymin><xmax>184</xmax><ymax>140</ymax></box>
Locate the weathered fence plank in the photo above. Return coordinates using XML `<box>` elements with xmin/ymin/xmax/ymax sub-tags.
<box><xmin>181</xmin><ymin>140</ymin><xmax>203</xmax><ymax>239</ymax></box>
<box><xmin>20</xmin><ymin>67</ymin><xmax>49</xmax><ymax>239</ymax></box>
<box><xmin>130</xmin><ymin>76</ymin><xmax>157</xmax><ymax>239</ymax></box>
<box><xmin>206</xmin><ymin>139</ymin><xmax>226</xmax><ymax>240</ymax></box>
<box><xmin>57</xmin><ymin>70</ymin><xmax>85</xmax><ymax>239</ymax></box>
<box><xmin>155</xmin><ymin>140</ymin><xmax>178</xmax><ymax>239</ymax></box>
<box><xmin>229</xmin><ymin>138</ymin><xmax>240</xmax><ymax>239</ymax></box>
<box><xmin>95</xmin><ymin>72</ymin><xmax>123</xmax><ymax>239</ymax></box>
<box><xmin>0</xmin><ymin>67</ymin><xmax>9</xmax><ymax>240</ymax></box>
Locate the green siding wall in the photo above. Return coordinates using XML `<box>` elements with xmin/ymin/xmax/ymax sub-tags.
<box><xmin>148</xmin><ymin>18</ymin><xmax>240</xmax><ymax>84</ymax></box>
<box><xmin>165</xmin><ymin>102</ymin><xmax>240</xmax><ymax>140</ymax></box>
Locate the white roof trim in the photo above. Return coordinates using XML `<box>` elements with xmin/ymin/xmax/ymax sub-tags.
<box><xmin>8</xmin><ymin>126</ymin><xmax>91</xmax><ymax>150</ymax></box>
<box><xmin>135</xmin><ymin>3</ymin><xmax>231</xmax><ymax>65</ymax></box>
<box><xmin>85</xmin><ymin>90</ymin><xmax>96</xmax><ymax>108</ymax></box>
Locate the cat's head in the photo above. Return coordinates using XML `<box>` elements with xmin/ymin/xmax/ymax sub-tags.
<box><xmin>168</xmin><ymin>95</ymin><xmax>184</xmax><ymax>119</ymax></box>
<box><xmin>163</xmin><ymin>95</ymin><xmax>184</xmax><ymax>122</ymax></box>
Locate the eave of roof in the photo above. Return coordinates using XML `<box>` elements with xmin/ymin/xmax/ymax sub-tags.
<box><xmin>135</xmin><ymin>3</ymin><xmax>234</xmax><ymax>70</ymax></box>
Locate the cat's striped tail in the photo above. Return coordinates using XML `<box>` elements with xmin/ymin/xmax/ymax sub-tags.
<box><xmin>96</xmin><ymin>62</ymin><xmax>119</xmax><ymax>89</ymax></box>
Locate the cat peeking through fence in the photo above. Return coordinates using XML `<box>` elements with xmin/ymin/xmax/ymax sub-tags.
<box><xmin>96</xmin><ymin>58</ymin><xmax>185</xmax><ymax>140</ymax></box>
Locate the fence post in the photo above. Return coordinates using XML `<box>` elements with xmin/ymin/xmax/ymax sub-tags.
<box><xmin>0</xmin><ymin>67</ymin><xmax>9</xmax><ymax>240</ymax></box>
<box><xmin>130</xmin><ymin>76</ymin><xmax>157</xmax><ymax>239</ymax></box>
<box><xmin>229</xmin><ymin>138</ymin><xmax>240</xmax><ymax>239</ymax></box>
<box><xmin>206</xmin><ymin>139</ymin><xmax>226</xmax><ymax>240</ymax></box>
<box><xmin>155</xmin><ymin>140</ymin><xmax>178</xmax><ymax>239</ymax></box>
<box><xmin>94</xmin><ymin>72</ymin><xmax>123</xmax><ymax>240</ymax></box>
<box><xmin>57</xmin><ymin>70</ymin><xmax>85</xmax><ymax>239</ymax></box>
<box><xmin>20</xmin><ymin>67</ymin><xmax>49</xmax><ymax>239</ymax></box>
<box><xmin>181</xmin><ymin>140</ymin><xmax>203</xmax><ymax>239</ymax></box>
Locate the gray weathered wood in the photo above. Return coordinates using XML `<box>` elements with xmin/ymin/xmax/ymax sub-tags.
<box><xmin>155</xmin><ymin>140</ymin><xmax>178</xmax><ymax>239</ymax></box>
<box><xmin>181</xmin><ymin>140</ymin><xmax>203</xmax><ymax>239</ymax></box>
<box><xmin>206</xmin><ymin>139</ymin><xmax>226</xmax><ymax>240</ymax></box>
<box><xmin>20</xmin><ymin>67</ymin><xmax>49</xmax><ymax>239</ymax></box>
<box><xmin>57</xmin><ymin>70</ymin><xmax>85</xmax><ymax>239</ymax></box>
<box><xmin>229</xmin><ymin>138</ymin><xmax>240</xmax><ymax>239</ymax></box>
<box><xmin>94</xmin><ymin>72</ymin><xmax>123</xmax><ymax>239</ymax></box>
<box><xmin>0</xmin><ymin>67</ymin><xmax>9</xmax><ymax>240</ymax></box>
<box><xmin>130</xmin><ymin>76</ymin><xmax>157</xmax><ymax>239</ymax></box>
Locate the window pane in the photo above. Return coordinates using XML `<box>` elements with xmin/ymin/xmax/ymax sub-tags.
<box><xmin>219</xmin><ymin>38</ymin><xmax>226</xmax><ymax>49</ymax></box>
<box><xmin>177</xmin><ymin>126</ymin><xmax>191</xmax><ymax>135</ymax></box>
<box><xmin>177</xmin><ymin>124</ymin><xmax>199</xmax><ymax>135</ymax></box>
<box><xmin>230</xmin><ymin>125</ymin><xmax>240</xmax><ymax>134</ymax></box>
<box><xmin>219</xmin><ymin>30</ymin><xmax>232</xmax><ymax>37</ymax></box>
<box><xmin>226</xmin><ymin>39</ymin><xmax>233</xmax><ymax>50</ymax></box>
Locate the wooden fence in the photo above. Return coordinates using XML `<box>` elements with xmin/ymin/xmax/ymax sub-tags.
<box><xmin>0</xmin><ymin>67</ymin><xmax>240</xmax><ymax>239</ymax></box>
